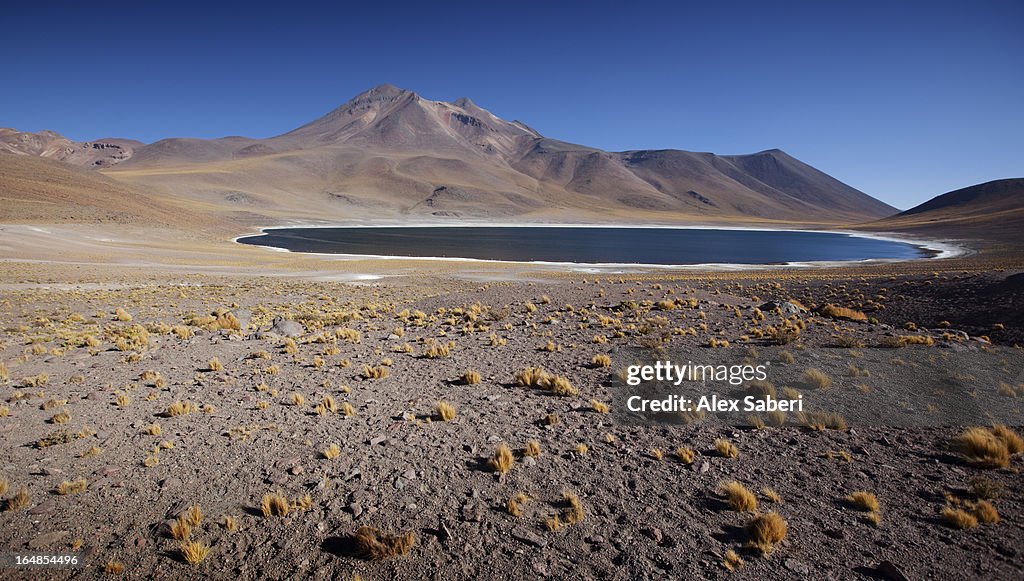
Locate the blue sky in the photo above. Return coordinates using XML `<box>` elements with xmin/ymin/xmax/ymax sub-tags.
<box><xmin>2</xmin><ymin>1</ymin><xmax>1020</xmax><ymax>209</ymax></box>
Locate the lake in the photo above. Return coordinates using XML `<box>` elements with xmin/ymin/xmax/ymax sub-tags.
<box><xmin>236</xmin><ymin>226</ymin><xmax>929</xmax><ymax>265</ymax></box>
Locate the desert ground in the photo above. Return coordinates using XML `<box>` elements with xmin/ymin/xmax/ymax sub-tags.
<box><xmin>1</xmin><ymin>221</ymin><xmax>1022</xmax><ymax>580</ymax></box>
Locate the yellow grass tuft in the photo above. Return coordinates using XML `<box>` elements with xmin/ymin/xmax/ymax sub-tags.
<box><xmin>990</xmin><ymin>424</ymin><xmax>1024</xmax><ymax>455</ymax></box>
<box><xmin>362</xmin><ymin>365</ymin><xmax>389</xmax><ymax>379</ymax></box>
<box><xmin>590</xmin><ymin>399</ymin><xmax>610</xmax><ymax>413</ymax></box>
<box><xmin>972</xmin><ymin>499</ymin><xmax>1000</xmax><ymax>524</ymax></box>
<box><xmin>461</xmin><ymin>370</ymin><xmax>482</xmax><ymax>385</ymax></box>
<box><xmin>179</xmin><ymin>539</ymin><xmax>210</xmax><ymax>566</ymax></box>
<box><xmin>745</xmin><ymin>512</ymin><xmax>787</xmax><ymax>554</ymax></box>
<box><xmin>715</xmin><ymin>438</ymin><xmax>738</xmax><ymax>458</ymax></box>
<box><xmin>352</xmin><ymin>526</ymin><xmax>415</xmax><ymax>560</ymax></box>
<box><xmin>942</xmin><ymin>506</ymin><xmax>978</xmax><ymax>529</ymax></box>
<box><xmin>170</xmin><ymin>518</ymin><xmax>191</xmax><ymax>540</ymax></box>
<box><xmin>762</xmin><ymin>487</ymin><xmax>783</xmax><ymax>503</ymax></box>
<box><xmin>55</xmin><ymin>478</ymin><xmax>88</xmax><ymax>495</ymax></box>
<box><xmin>955</xmin><ymin>427</ymin><xmax>1011</xmax><ymax>468</ymax></box>
<box><xmin>591</xmin><ymin>354</ymin><xmax>612</xmax><ymax>367</ymax></box>
<box><xmin>724</xmin><ymin>549</ymin><xmax>744</xmax><ymax>570</ymax></box>
<box><xmin>103</xmin><ymin>561</ymin><xmax>125</xmax><ymax>575</ymax></box>
<box><xmin>846</xmin><ymin>491</ymin><xmax>880</xmax><ymax>513</ymax></box>
<box><xmin>7</xmin><ymin>486</ymin><xmax>30</xmax><ymax>511</ymax></box>
<box><xmin>207</xmin><ymin>358</ymin><xmax>223</xmax><ymax>372</ymax></box>
<box><xmin>50</xmin><ymin>409</ymin><xmax>71</xmax><ymax>424</ymax></box>
<box><xmin>721</xmin><ymin>481</ymin><xmax>757</xmax><ymax>512</ymax></box>
<box><xmin>819</xmin><ymin>304</ymin><xmax>867</xmax><ymax>322</ymax></box>
<box><xmin>322</xmin><ymin>444</ymin><xmax>341</xmax><ymax>460</ymax></box>
<box><xmin>802</xmin><ymin>368</ymin><xmax>832</xmax><ymax>389</ymax></box>
<box><xmin>561</xmin><ymin>490</ymin><xmax>585</xmax><ymax>524</ymax></box>
<box><xmin>488</xmin><ymin>443</ymin><xmax>514</xmax><ymax>474</ymax></box>
<box><xmin>524</xmin><ymin>440</ymin><xmax>542</xmax><ymax>457</ymax></box>
<box><xmin>261</xmin><ymin>492</ymin><xmax>290</xmax><ymax>517</ymax></box>
<box><xmin>675</xmin><ymin>447</ymin><xmax>696</xmax><ymax>464</ymax></box>
<box><xmin>436</xmin><ymin>400</ymin><xmax>457</xmax><ymax>421</ymax></box>
<box><xmin>167</xmin><ymin>401</ymin><xmax>197</xmax><ymax>417</ymax></box>
<box><xmin>507</xmin><ymin>492</ymin><xmax>530</xmax><ymax>517</ymax></box>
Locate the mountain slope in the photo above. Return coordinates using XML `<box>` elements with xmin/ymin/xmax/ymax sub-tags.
<box><xmin>864</xmin><ymin>178</ymin><xmax>1024</xmax><ymax>242</ymax></box>
<box><xmin>3</xmin><ymin>84</ymin><xmax>899</xmax><ymax>225</ymax></box>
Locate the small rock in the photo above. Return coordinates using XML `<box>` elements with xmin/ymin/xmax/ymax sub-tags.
<box><xmin>512</xmin><ymin>529</ymin><xmax>547</xmax><ymax>548</ymax></box>
<box><xmin>268</xmin><ymin>317</ymin><xmax>304</xmax><ymax>337</ymax></box>
<box><xmin>699</xmin><ymin>461</ymin><xmax>710</xmax><ymax>474</ymax></box>
<box><xmin>289</xmin><ymin>465</ymin><xmax>303</xmax><ymax>475</ymax></box>
<box><xmin>28</xmin><ymin>501</ymin><xmax>55</xmax><ymax>515</ymax></box>
<box><xmin>160</xmin><ymin>477</ymin><xmax>182</xmax><ymax>491</ymax></box>
<box><xmin>347</xmin><ymin>502</ymin><xmax>363</xmax><ymax>518</ymax></box>
<box><xmin>369</xmin><ymin>435</ymin><xmax>387</xmax><ymax>446</ymax></box>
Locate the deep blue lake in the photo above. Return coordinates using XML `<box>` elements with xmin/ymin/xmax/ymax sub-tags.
<box><xmin>236</xmin><ymin>226</ymin><xmax>928</xmax><ymax>265</ymax></box>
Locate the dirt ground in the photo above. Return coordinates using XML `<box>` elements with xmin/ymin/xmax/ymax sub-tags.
<box><xmin>1</xmin><ymin>234</ymin><xmax>1023</xmax><ymax>580</ymax></box>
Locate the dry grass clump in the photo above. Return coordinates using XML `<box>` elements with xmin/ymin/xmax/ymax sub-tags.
<box><xmin>724</xmin><ymin>549</ymin><xmax>745</xmax><ymax>570</ymax></box>
<box><xmin>802</xmin><ymin>368</ymin><xmax>832</xmax><ymax>389</ymax></box>
<box><xmin>715</xmin><ymin>438</ymin><xmax>738</xmax><ymax>458</ymax></box>
<box><xmin>675</xmin><ymin>447</ymin><xmax>696</xmax><ymax>464</ymax></box>
<box><xmin>145</xmin><ymin>423</ymin><xmax>161</xmax><ymax>435</ymax></box>
<box><xmin>942</xmin><ymin>506</ymin><xmax>978</xmax><ymax>529</ymax></box>
<box><xmin>971</xmin><ymin>499</ymin><xmax>1000</xmax><ymax>523</ymax></box>
<box><xmin>5</xmin><ymin>486</ymin><xmax>30</xmax><ymax>511</ymax></box>
<box><xmin>461</xmin><ymin>370</ymin><xmax>482</xmax><ymax>385</ymax></box>
<box><xmin>423</xmin><ymin>342</ymin><xmax>451</xmax><ymax>358</ymax></box>
<box><xmin>819</xmin><ymin>304</ymin><xmax>868</xmax><ymax>322</ymax></box>
<box><xmin>745</xmin><ymin>512</ymin><xmax>787</xmax><ymax>554</ymax></box>
<box><xmin>575</xmin><ymin>443</ymin><xmax>589</xmax><ymax>455</ymax></box>
<box><xmin>561</xmin><ymin>490</ymin><xmax>585</xmax><ymax>524</ymax></box>
<box><xmin>514</xmin><ymin>366</ymin><xmax>578</xmax><ymax>396</ymax></box>
<box><xmin>56</xmin><ymin>477</ymin><xmax>88</xmax><ymax>495</ymax></box>
<box><xmin>990</xmin><ymin>424</ymin><xmax>1024</xmax><ymax>454</ymax></box>
<box><xmin>488</xmin><ymin>443</ymin><xmax>515</xmax><ymax>474</ymax></box>
<box><xmin>261</xmin><ymin>492</ymin><xmax>290</xmax><ymax>517</ymax></box>
<box><xmin>591</xmin><ymin>354</ymin><xmax>612</xmax><ymax>368</ymax></box>
<box><xmin>170</xmin><ymin>517</ymin><xmax>192</xmax><ymax>540</ymax></box>
<box><xmin>290</xmin><ymin>392</ymin><xmax>305</xmax><ymax>406</ymax></box>
<box><xmin>590</xmin><ymin>399</ymin><xmax>610</xmax><ymax>413</ymax></box>
<box><xmin>207</xmin><ymin>357</ymin><xmax>224</xmax><ymax>372</ymax></box>
<box><xmin>954</xmin><ymin>427</ymin><xmax>1013</xmax><ymax>468</ymax></box>
<box><xmin>507</xmin><ymin>492</ymin><xmax>530</xmax><ymax>517</ymax></box>
<box><xmin>222</xmin><ymin>515</ymin><xmax>239</xmax><ymax>532</ymax></box>
<box><xmin>322</xmin><ymin>443</ymin><xmax>342</xmax><ymax>460</ymax></box>
<box><xmin>49</xmin><ymin>409</ymin><xmax>71</xmax><ymax>424</ymax></box>
<box><xmin>352</xmin><ymin>526</ymin><xmax>415</xmax><ymax>560</ymax></box>
<box><xmin>166</xmin><ymin>401</ymin><xmax>198</xmax><ymax>417</ymax></box>
<box><xmin>362</xmin><ymin>365</ymin><xmax>389</xmax><ymax>380</ymax></box>
<box><xmin>436</xmin><ymin>400</ymin><xmax>457</xmax><ymax>421</ymax></box>
<box><xmin>179</xmin><ymin>539</ymin><xmax>210</xmax><ymax>565</ymax></box>
<box><xmin>523</xmin><ymin>440</ymin><xmax>542</xmax><ymax>457</ymax></box>
<box><xmin>846</xmin><ymin>490</ymin><xmax>880</xmax><ymax>512</ymax></box>
<box><xmin>720</xmin><ymin>481</ymin><xmax>757</xmax><ymax>512</ymax></box>
<box><xmin>114</xmin><ymin>308</ymin><xmax>133</xmax><ymax>322</ymax></box>
<box><xmin>103</xmin><ymin>561</ymin><xmax>125</xmax><ymax>574</ymax></box>
<box><xmin>342</xmin><ymin>402</ymin><xmax>356</xmax><ymax>417</ymax></box>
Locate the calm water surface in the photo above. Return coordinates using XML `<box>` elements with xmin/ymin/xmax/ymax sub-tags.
<box><xmin>237</xmin><ymin>227</ymin><xmax>927</xmax><ymax>265</ymax></box>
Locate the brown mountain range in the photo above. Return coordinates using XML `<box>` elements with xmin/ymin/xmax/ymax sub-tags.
<box><xmin>1</xmin><ymin>84</ymin><xmax>899</xmax><ymax>227</ymax></box>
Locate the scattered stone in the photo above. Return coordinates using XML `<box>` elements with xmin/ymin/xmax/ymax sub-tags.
<box><xmin>28</xmin><ymin>531</ymin><xmax>68</xmax><ymax>549</ymax></box>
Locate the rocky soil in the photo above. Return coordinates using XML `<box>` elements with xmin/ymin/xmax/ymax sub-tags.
<box><xmin>0</xmin><ymin>269</ymin><xmax>1022</xmax><ymax>580</ymax></box>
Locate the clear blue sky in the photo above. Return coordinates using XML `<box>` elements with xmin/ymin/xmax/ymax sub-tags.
<box><xmin>2</xmin><ymin>1</ymin><xmax>1021</xmax><ymax>209</ymax></box>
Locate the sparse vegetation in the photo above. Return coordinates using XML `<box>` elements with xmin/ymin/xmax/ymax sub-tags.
<box><xmin>261</xmin><ymin>492</ymin><xmax>290</xmax><ymax>517</ymax></box>
<box><xmin>745</xmin><ymin>512</ymin><xmax>787</xmax><ymax>554</ymax></box>
<box><xmin>488</xmin><ymin>443</ymin><xmax>514</xmax><ymax>474</ymax></box>
<box><xmin>352</xmin><ymin>526</ymin><xmax>415</xmax><ymax>560</ymax></box>
<box><xmin>436</xmin><ymin>400</ymin><xmax>457</xmax><ymax>421</ymax></box>
<box><xmin>715</xmin><ymin>438</ymin><xmax>738</xmax><ymax>458</ymax></box>
<box><xmin>721</xmin><ymin>481</ymin><xmax>757</xmax><ymax>512</ymax></box>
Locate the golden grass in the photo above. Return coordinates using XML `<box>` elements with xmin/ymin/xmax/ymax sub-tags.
<box><xmin>846</xmin><ymin>491</ymin><xmax>880</xmax><ymax>513</ymax></box>
<box><xmin>991</xmin><ymin>424</ymin><xmax>1024</xmax><ymax>454</ymax></box>
<box><xmin>50</xmin><ymin>409</ymin><xmax>71</xmax><ymax>424</ymax></box>
<box><xmin>561</xmin><ymin>490</ymin><xmax>585</xmax><ymax>524</ymax></box>
<box><xmin>524</xmin><ymin>440</ymin><xmax>542</xmax><ymax>457</ymax></box>
<box><xmin>55</xmin><ymin>478</ymin><xmax>87</xmax><ymax>495</ymax></box>
<box><xmin>6</xmin><ymin>486</ymin><xmax>30</xmax><ymax>511</ymax></box>
<box><xmin>802</xmin><ymin>368</ymin><xmax>832</xmax><ymax>389</ymax></box>
<box><xmin>261</xmin><ymin>492</ymin><xmax>290</xmax><ymax>517</ymax></box>
<box><xmin>507</xmin><ymin>492</ymin><xmax>529</xmax><ymax>517</ymax></box>
<box><xmin>955</xmin><ymin>427</ymin><xmax>1011</xmax><ymax>468</ymax></box>
<box><xmin>0</xmin><ymin>477</ymin><xmax>9</xmax><ymax>497</ymax></box>
<box><xmin>362</xmin><ymin>365</ymin><xmax>389</xmax><ymax>379</ymax></box>
<box><xmin>745</xmin><ymin>512</ymin><xmax>787</xmax><ymax>554</ymax></box>
<box><xmin>819</xmin><ymin>304</ymin><xmax>867</xmax><ymax>322</ymax></box>
<box><xmin>591</xmin><ymin>354</ymin><xmax>612</xmax><ymax>367</ymax></box>
<box><xmin>342</xmin><ymin>402</ymin><xmax>356</xmax><ymax>417</ymax></box>
<box><xmin>674</xmin><ymin>447</ymin><xmax>695</xmax><ymax>464</ymax></box>
<box><xmin>590</xmin><ymin>399</ymin><xmax>610</xmax><ymax>413</ymax></box>
<box><xmin>575</xmin><ymin>443</ymin><xmax>589</xmax><ymax>455</ymax></box>
<box><xmin>942</xmin><ymin>506</ymin><xmax>978</xmax><ymax>529</ymax></box>
<box><xmin>724</xmin><ymin>549</ymin><xmax>744</xmax><ymax>571</ymax></box>
<box><xmin>290</xmin><ymin>393</ymin><xmax>305</xmax><ymax>406</ymax></box>
<box><xmin>488</xmin><ymin>443</ymin><xmax>514</xmax><ymax>474</ymax></box>
<box><xmin>322</xmin><ymin>443</ymin><xmax>341</xmax><ymax>460</ymax></box>
<box><xmin>103</xmin><ymin>561</ymin><xmax>125</xmax><ymax>574</ymax></box>
<box><xmin>222</xmin><ymin>515</ymin><xmax>239</xmax><ymax>532</ymax></box>
<box><xmin>461</xmin><ymin>370</ymin><xmax>482</xmax><ymax>385</ymax></box>
<box><xmin>721</xmin><ymin>481</ymin><xmax>757</xmax><ymax>512</ymax></box>
<box><xmin>170</xmin><ymin>518</ymin><xmax>191</xmax><ymax>540</ymax></box>
<box><xmin>207</xmin><ymin>357</ymin><xmax>223</xmax><ymax>372</ymax></box>
<box><xmin>436</xmin><ymin>400</ymin><xmax>456</xmax><ymax>421</ymax></box>
<box><xmin>715</xmin><ymin>438</ymin><xmax>738</xmax><ymax>458</ymax></box>
<box><xmin>179</xmin><ymin>539</ymin><xmax>210</xmax><ymax>565</ymax></box>
<box><xmin>352</xmin><ymin>526</ymin><xmax>415</xmax><ymax>560</ymax></box>
<box><xmin>167</xmin><ymin>401</ymin><xmax>197</xmax><ymax>417</ymax></box>
<box><xmin>762</xmin><ymin>487</ymin><xmax>783</xmax><ymax>503</ymax></box>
